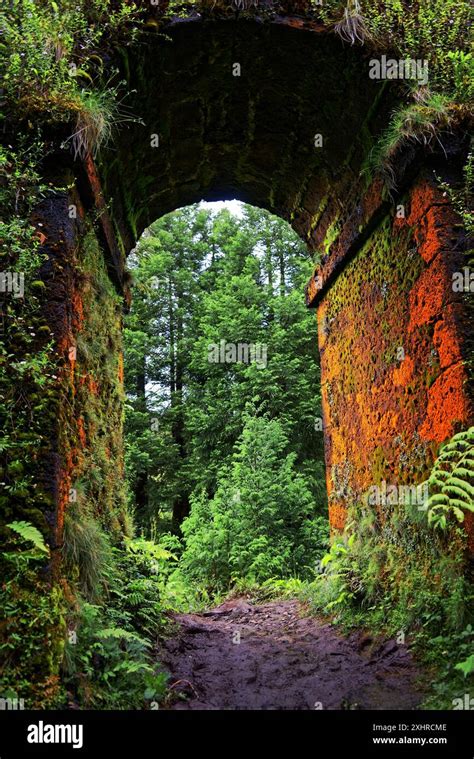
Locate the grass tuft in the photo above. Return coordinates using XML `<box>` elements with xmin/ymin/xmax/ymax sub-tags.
<box><xmin>365</xmin><ymin>91</ymin><xmax>458</xmax><ymax>188</ymax></box>
<box><xmin>62</xmin><ymin>504</ymin><xmax>112</xmax><ymax>602</ymax></box>
<box><xmin>334</xmin><ymin>0</ymin><xmax>372</xmax><ymax>46</ymax></box>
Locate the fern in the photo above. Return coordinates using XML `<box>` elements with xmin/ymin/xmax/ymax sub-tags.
<box><xmin>426</xmin><ymin>428</ymin><xmax>474</xmax><ymax>530</ymax></box>
<box><xmin>7</xmin><ymin>520</ymin><xmax>49</xmax><ymax>555</ymax></box>
<box><xmin>96</xmin><ymin>627</ymin><xmax>147</xmax><ymax>644</ymax></box>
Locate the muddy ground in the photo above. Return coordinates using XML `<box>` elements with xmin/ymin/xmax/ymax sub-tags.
<box><xmin>158</xmin><ymin>598</ymin><xmax>426</xmax><ymax>710</ymax></box>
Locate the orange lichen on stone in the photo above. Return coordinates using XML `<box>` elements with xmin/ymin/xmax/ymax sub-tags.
<box><xmin>419</xmin><ymin>363</ymin><xmax>471</xmax><ymax>442</ymax></box>
<box><xmin>329</xmin><ymin>427</ymin><xmax>348</xmax><ymax>462</ymax></box>
<box><xmin>68</xmin><ymin>354</ymin><xmax>76</xmax><ymax>389</ymax></box>
<box><xmin>317</xmin><ymin>301</ymin><xmax>329</xmax><ymax>351</ymax></box>
<box><xmin>408</xmin><ymin>255</ymin><xmax>451</xmax><ymax>333</ymax></box>
<box><xmin>79</xmin><ymin>373</ymin><xmax>99</xmax><ymax>395</ymax></box>
<box><xmin>77</xmin><ymin>416</ymin><xmax>87</xmax><ymax>448</ymax></box>
<box><xmin>85</xmin><ymin>154</ymin><xmax>104</xmax><ymax>205</ymax></box>
<box><xmin>328</xmin><ymin>503</ymin><xmax>346</xmax><ymax>531</ymax></box>
<box><xmin>118</xmin><ymin>352</ymin><xmax>124</xmax><ymax>384</ymax></box>
<box><xmin>406</xmin><ymin>178</ymin><xmax>448</xmax><ymax>227</ymax></box>
<box><xmin>59</xmin><ymin>577</ymin><xmax>76</xmax><ymax>605</ymax></box>
<box><xmin>392</xmin><ymin>355</ymin><xmax>415</xmax><ymax>386</ymax></box>
<box><xmin>71</xmin><ymin>290</ymin><xmax>85</xmax><ymax>333</ymax></box>
<box><xmin>88</xmin><ymin>375</ymin><xmax>99</xmax><ymax>395</ymax></box>
<box><xmin>433</xmin><ymin>304</ymin><xmax>464</xmax><ymax>369</ymax></box>
<box><xmin>414</xmin><ymin>205</ymin><xmax>460</xmax><ymax>264</ymax></box>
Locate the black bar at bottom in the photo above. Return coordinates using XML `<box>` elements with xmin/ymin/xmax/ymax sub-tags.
<box><xmin>0</xmin><ymin>710</ymin><xmax>471</xmax><ymax>757</ymax></box>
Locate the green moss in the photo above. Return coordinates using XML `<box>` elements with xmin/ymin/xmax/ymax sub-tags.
<box><xmin>322</xmin><ymin>217</ymin><xmax>342</xmax><ymax>256</ymax></box>
<box><xmin>60</xmin><ymin>222</ymin><xmax>127</xmax><ymax>548</ymax></box>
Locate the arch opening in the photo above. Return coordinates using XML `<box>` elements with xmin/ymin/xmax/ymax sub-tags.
<box><xmin>122</xmin><ymin>200</ymin><xmax>329</xmax><ymax>589</ymax></box>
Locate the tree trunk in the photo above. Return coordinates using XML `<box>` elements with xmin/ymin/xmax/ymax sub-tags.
<box><xmin>171</xmin><ymin>266</ymin><xmax>190</xmax><ymax>529</ymax></box>
<box><xmin>134</xmin><ymin>359</ymin><xmax>148</xmax><ymax>513</ymax></box>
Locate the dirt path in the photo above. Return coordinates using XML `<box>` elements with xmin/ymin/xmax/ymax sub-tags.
<box><xmin>159</xmin><ymin>598</ymin><xmax>425</xmax><ymax>710</ymax></box>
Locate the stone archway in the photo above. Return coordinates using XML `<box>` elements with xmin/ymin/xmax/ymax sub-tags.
<box><xmin>33</xmin><ymin>14</ymin><xmax>472</xmax><ymax>562</ymax></box>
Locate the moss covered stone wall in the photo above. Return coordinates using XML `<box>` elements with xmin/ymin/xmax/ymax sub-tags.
<box><xmin>311</xmin><ymin>171</ymin><xmax>473</xmax><ymax>538</ymax></box>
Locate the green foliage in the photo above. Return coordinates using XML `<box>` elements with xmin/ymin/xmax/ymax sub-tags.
<box><xmin>0</xmin><ymin>145</ymin><xmax>57</xmax><ymax>526</ymax></box>
<box><xmin>454</xmin><ymin>652</ymin><xmax>474</xmax><ymax>679</ymax></box>
<box><xmin>180</xmin><ymin>411</ymin><xmax>328</xmax><ymax>591</ymax></box>
<box><xmin>426</xmin><ymin>427</ymin><xmax>474</xmax><ymax>530</ymax></box>
<box><xmin>0</xmin><ymin>521</ymin><xmax>66</xmax><ymax>707</ymax></box>
<box><xmin>333</xmin><ymin>1</ymin><xmax>471</xmax><ymax>183</ymax></box>
<box><xmin>0</xmin><ymin>146</ymin><xmax>59</xmax><ymax>705</ymax></box>
<box><xmin>62</xmin><ymin>505</ymin><xmax>113</xmax><ymax>602</ymax></box>
<box><xmin>124</xmin><ymin>204</ymin><xmax>326</xmax><ymax>533</ymax></box>
<box><xmin>64</xmin><ymin>81</ymin><xmax>142</xmax><ymax>160</ymax></box>
<box><xmin>60</xmin><ymin>533</ymin><xmax>194</xmax><ymax>707</ymax></box>
<box><xmin>6</xmin><ymin>521</ymin><xmax>49</xmax><ymax>555</ymax></box>
<box><xmin>124</xmin><ymin>203</ymin><xmax>328</xmax><ymax>597</ymax></box>
<box><xmin>446</xmin><ymin>51</ymin><xmax>474</xmax><ymax>105</ymax></box>
<box><xmin>365</xmin><ymin>92</ymin><xmax>454</xmax><ymax>185</ymax></box>
<box><xmin>422</xmin><ymin>625</ymin><xmax>474</xmax><ymax>708</ymax></box>
<box><xmin>62</xmin><ymin>600</ymin><xmax>167</xmax><ymax>708</ymax></box>
<box><xmin>2</xmin><ymin>0</ymin><xmax>139</xmax><ymax>137</ymax></box>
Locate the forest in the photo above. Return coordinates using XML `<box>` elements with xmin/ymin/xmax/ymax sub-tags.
<box><xmin>0</xmin><ymin>0</ymin><xmax>473</xmax><ymax>725</ymax></box>
<box><xmin>124</xmin><ymin>205</ymin><xmax>327</xmax><ymax>561</ymax></box>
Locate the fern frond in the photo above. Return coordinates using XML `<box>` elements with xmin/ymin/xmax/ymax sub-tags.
<box><xmin>7</xmin><ymin>521</ymin><xmax>49</xmax><ymax>554</ymax></box>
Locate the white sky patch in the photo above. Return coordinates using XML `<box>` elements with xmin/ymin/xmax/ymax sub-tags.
<box><xmin>198</xmin><ymin>199</ymin><xmax>244</xmax><ymax>217</ymax></box>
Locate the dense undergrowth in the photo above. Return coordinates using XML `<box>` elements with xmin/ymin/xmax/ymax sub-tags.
<box><xmin>1</xmin><ymin>513</ymin><xmax>207</xmax><ymax>707</ymax></box>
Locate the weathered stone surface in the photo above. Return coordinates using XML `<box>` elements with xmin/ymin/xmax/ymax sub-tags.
<box><xmin>315</xmin><ymin>172</ymin><xmax>472</xmax><ymax>536</ymax></box>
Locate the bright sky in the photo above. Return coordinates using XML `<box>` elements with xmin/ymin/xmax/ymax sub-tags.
<box><xmin>198</xmin><ymin>199</ymin><xmax>244</xmax><ymax>217</ymax></box>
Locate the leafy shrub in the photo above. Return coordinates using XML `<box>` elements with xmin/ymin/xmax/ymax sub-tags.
<box><xmin>181</xmin><ymin>411</ymin><xmax>327</xmax><ymax>591</ymax></box>
<box><xmin>5</xmin><ymin>520</ymin><xmax>49</xmax><ymax>556</ymax></box>
<box><xmin>60</xmin><ymin>533</ymin><xmax>189</xmax><ymax>708</ymax></box>
<box><xmin>62</xmin><ymin>601</ymin><xmax>167</xmax><ymax>709</ymax></box>
<box><xmin>3</xmin><ymin>0</ymin><xmax>139</xmax><ymax>135</ymax></box>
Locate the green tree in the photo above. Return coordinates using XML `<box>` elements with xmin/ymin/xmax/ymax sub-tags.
<box><xmin>180</xmin><ymin>411</ymin><xmax>328</xmax><ymax>591</ymax></box>
<box><xmin>124</xmin><ymin>203</ymin><xmax>327</xmax><ymax>547</ymax></box>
